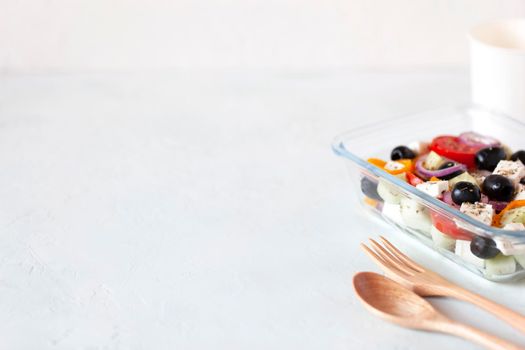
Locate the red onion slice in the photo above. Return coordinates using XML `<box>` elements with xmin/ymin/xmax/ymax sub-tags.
<box><xmin>442</xmin><ymin>191</ymin><xmax>460</xmax><ymax>209</ymax></box>
<box><xmin>458</xmin><ymin>132</ymin><xmax>500</xmax><ymax>148</ymax></box>
<box><xmin>488</xmin><ymin>200</ymin><xmax>508</xmax><ymax>213</ymax></box>
<box><xmin>415</xmin><ymin>155</ymin><xmax>467</xmax><ymax>180</ymax></box>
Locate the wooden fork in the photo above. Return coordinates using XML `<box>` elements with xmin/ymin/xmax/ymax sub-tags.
<box><xmin>361</xmin><ymin>236</ymin><xmax>525</xmax><ymax>334</ymax></box>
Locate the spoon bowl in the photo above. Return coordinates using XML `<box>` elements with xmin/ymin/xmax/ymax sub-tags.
<box><xmin>353</xmin><ymin>271</ymin><xmax>439</xmax><ymax>330</ymax></box>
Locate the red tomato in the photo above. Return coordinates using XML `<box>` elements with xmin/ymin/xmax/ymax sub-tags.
<box><xmin>430</xmin><ymin>211</ymin><xmax>472</xmax><ymax>240</ymax></box>
<box><xmin>430</xmin><ymin>135</ymin><xmax>480</xmax><ymax>168</ymax></box>
<box><xmin>406</xmin><ymin>172</ymin><xmax>424</xmax><ymax>186</ymax></box>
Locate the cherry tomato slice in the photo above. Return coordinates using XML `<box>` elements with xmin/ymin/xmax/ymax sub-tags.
<box><xmin>430</xmin><ymin>211</ymin><xmax>473</xmax><ymax>240</ymax></box>
<box><xmin>430</xmin><ymin>135</ymin><xmax>480</xmax><ymax>168</ymax></box>
<box><xmin>406</xmin><ymin>172</ymin><xmax>424</xmax><ymax>186</ymax></box>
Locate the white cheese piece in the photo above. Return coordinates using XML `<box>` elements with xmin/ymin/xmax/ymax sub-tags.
<box><xmin>495</xmin><ymin>223</ymin><xmax>525</xmax><ymax>255</ymax></box>
<box><xmin>407</xmin><ymin>141</ymin><xmax>429</xmax><ymax>156</ymax></box>
<box><xmin>416</xmin><ymin>181</ymin><xmax>449</xmax><ymax>198</ymax></box>
<box><xmin>384</xmin><ymin>161</ymin><xmax>406</xmax><ymax>171</ymax></box>
<box><xmin>399</xmin><ymin>198</ymin><xmax>431</xmax><ymax>235</ymax></box>
<box><xmin>424</xmin><ymin>151</ymin><xmax>444</xmax><ymax>170</ymax></box>
<box><xmin>460</xmin><ymin>202</ymin><xmax>494</xmax><ymax>226</ymax></box>
<box><xmin>455</xmin><ymin>239</ymin><xmax>485</xmax><ymax>268</ymax></box>
<box><xmin>430</xmin><ymin>225</ymin><xmax>455</xmax><ymax>251</ymax></box>
<box><xmin>381</xmin><ymin>203</ymin><xmax>404</xmax><ymax>226</ymax></box>
<box><xmin>498</xmin><ymin>242</ymin><xmax>525</xmax><ymax>256</ymax></box>
<box><xmin>377</xmin><ymin>179</ymin><xmax>402</xmax><ymax>204</ymax></box>
<box><xmin>493</xmin><ymin>160</ymin><xmax>525</xmax><ymax>187</ymax></box>
<box><xmin>515</xmin><ymin>184</ymin><xmax>525</xmax><ymax>201</ymax></box>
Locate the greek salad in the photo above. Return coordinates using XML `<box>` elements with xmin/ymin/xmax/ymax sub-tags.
<box><xmin>361</xmin><ymin>131</ymin><xmax>525</xmax><ymax>277</ymax></box>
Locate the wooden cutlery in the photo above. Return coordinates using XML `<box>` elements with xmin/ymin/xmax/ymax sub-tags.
<box><xmin>361</xmin><ymin>236</ymin><xmax>525</xmax><ymax>334</ymax></box>
<box><xmin>353</xmin><ymin>272</ymin><xmax>522</xmax><ymax>350</ymax></box>
<box><xmin>354</xmin><ymin>236</ymin><xmax>525</xmax><ymax>349</ymax></box>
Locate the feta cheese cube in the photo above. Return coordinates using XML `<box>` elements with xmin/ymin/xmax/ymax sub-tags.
<box><xmin>515</xmin><ymin>184</ymin><xmax>525</xmax><ymax>201</ymax></box>
<box><xmin>382</xmin><ymin>203</ymin><xmax>404</xmax><ymax>226</ymax></box>
<box><xmin>493</xmin><ymin>160</ymin><xmax>525</xmax><ymax>187</ymax></box>
<box><xmin>399</xmin><ymin>198</ymin><xmax>431</xmax><ymax>235</ymax></box>
<box><xmin>495</xmin><ymin>223</ymin><xmax>525</xmax><ymax>255</ymax></box>
<box><xmin>455</xmin><ymin>239</ymin><xmax>485</xmax><ymax>268</ymax></box>
<box><xmin>430</xmin><ymin>225</ymin><xmax>455</xmax><ymax>251</ymax></box>
<box><xmin>416</xmin><ymin>181</ymin><xmax>449</xmax><ymax>198</ymax></box>
<box><xmin>384</xmin><ymin>161</ymin><xmax>405</xmax><ymax>172</ymax></box>
<box><xmin>460</xmin><ymin>202</ymin><xmax>494</xmax><ymax>226</ymax></box>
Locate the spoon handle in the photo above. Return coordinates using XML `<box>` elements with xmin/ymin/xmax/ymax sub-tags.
<box><xmin>440</xmin><ymin>320</ymin><xmax>523</xmax><ymax>350</ymax></box>
<box><xmin>446</xmin><ymin>284</ymin><xmax>525</xmax><ymax>334</ymax></box>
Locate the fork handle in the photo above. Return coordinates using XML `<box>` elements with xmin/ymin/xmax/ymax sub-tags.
<box><xmin>447</xmin><ymin>285</ymin><xmax>525</xmax><ymax>334</ymax></box>
<box><xmin>440</xmin><ymin>320</ymin><xmax>524</xmax><ymax>350</ymax></box>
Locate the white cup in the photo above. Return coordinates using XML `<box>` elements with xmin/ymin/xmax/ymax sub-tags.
<box><xmin>469</xmin><ymin>19</ymin><xmax>525</xmax><ymax>120</ymax></box>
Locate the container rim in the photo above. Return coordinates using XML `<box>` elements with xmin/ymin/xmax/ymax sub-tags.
<box><xmin>331</xmin><ymin>105</ymin><xmax>525</xmax><ymax>239</ymax></box>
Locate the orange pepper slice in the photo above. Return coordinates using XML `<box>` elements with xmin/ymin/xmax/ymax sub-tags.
<box><xmin>396</xmin><ymin>159</ymin><xmax>414</xmax><ymax>173</ymax></box>
<box><xmin>492</xmin><ymin>200</ymin><xmax>525</xmax><ymax>227</ymax></box>
<box><xmin>367</xmin><ymin>158</ymin><xmax>386</xmax><ymax>168</ymax></box>
<box><xmin>363</xmin><ymin>197</ymin><xmax>378</xmax><ymax>207</ymax></box>
<box><xmin>367</xmin><ymin>158</ymin><xmax>412</xmax><ymax>175</ymax></box>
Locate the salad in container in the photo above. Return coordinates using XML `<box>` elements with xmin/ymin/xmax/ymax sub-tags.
<box><xmin>332</xmin><ymin>106</ymin><xmax>525</xmax><ymax>282</ymax></box>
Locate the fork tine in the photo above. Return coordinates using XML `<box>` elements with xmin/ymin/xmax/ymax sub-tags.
<box><xmin>360</xmin><ymin>243</ymin><xmax>387</xmax><ymax>265</ymax></box>
<box><xmin>368</xmin><ymin>239</ymin><xmax>416</xmax><ymax>276</ymax></box>
<box><xmin>360</xmin><ymin>243</ymin><xmax>406</xmax><ymax>276</ymax></box>
<box><xmin>379</xmin><ymin>236</ymin><xmax>424</xmax><ymax>272</ymax></box>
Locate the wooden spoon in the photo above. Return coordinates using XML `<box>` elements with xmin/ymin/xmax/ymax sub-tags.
<box><xmin>353</xmin><ymin>272</ymin><xmax>523</xmax><ymax>350</ymax></box>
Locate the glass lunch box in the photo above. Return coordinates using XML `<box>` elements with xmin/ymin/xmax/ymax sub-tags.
<box><xmin>332</xmin><ymin>106</ymin><xmax>525</xmax><ymax>282</ymax></box>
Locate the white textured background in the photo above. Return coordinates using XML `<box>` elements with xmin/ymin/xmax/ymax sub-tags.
<box><xmin>1</xmin><ymin>0</ymin><xmax>525</xmax><ymax>73</ymax></box>
<box><xmin>2</xmin><ymin>2</ymin><xmax>525</xmax><ymax>349</ymax></box>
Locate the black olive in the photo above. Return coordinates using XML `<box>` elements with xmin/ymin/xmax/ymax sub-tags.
<box><xmin>437</xmin><ymin>161</ymin><xmax>465</xmax><ymax>180</ymax></box>
<box><xmin>451</xmin><ymin>181</ymin><xmax>481</xmax><ymax>205</ymax></box>
<box><xmin>360</xmin><ymin>176</ymin><xmax>382</xmax><ymax>201</ymax></box>
<box><xmin>470</xmin><ymin>236</ymin><xmax>500</xmax><ymax>259</ymax></box>
<box><xmin>440</xmin><ymin>171</ymin><xmax>465</xmax><ymax>180</ymax></box>
<box><xmin>521</xmin><ymin>177</ymin><xmax>525</xmax><ymax>185</ymax></box>
<box><xmin>439</xmin><ymin>161</ymin><xmax>455</xmax><ymax>169</ymax></box>
<box><xmin>482</xmin><ymin>174</ymin><xmax>515</xmax><ymax>201</ymax></box>
<box><xmin>475</xmin><ymin>147</ymin><xmax>507</xmax><ymax>171</ymax></box>
<box><xmin>511</xmin><ymin>150</ymin><xmax>525</xmax><ymax>164</ymax></box>
<box><xmin>390</xmin><ymin>146</ymin><xmax>416</xmax><ymax>161</ymax></box>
